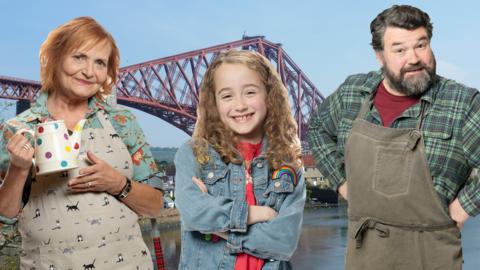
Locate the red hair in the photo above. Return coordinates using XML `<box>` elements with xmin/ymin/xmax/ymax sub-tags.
<box><xmin>39</xmin><ymin>16</ymin><xmax>119</xmax><ymax>98</ymax></box>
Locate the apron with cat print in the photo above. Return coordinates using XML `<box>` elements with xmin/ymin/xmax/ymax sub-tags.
<box><xmin>18</xmin><ymin>110</ymin><xmax>153</xmax><ymax>270</ymax></box>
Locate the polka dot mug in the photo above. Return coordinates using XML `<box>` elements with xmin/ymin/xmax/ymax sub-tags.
<box><xmin>16</xmin><ymin>119</ymin><xmax>86</xmax><ymax>175</ymax></box>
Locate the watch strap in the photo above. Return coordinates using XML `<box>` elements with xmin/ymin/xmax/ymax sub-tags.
<box><xmin>115</xmin><ymin>177</ymin><xmax>132</xmax><ymax>199</ymax></box>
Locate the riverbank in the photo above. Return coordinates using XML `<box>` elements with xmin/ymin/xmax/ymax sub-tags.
<box><xmin>139</xmin><ymin>208</ymin><xmax>180</xmax><ymax>230</ymax></box>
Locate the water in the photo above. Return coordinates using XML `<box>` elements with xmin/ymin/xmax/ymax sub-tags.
<box><xmin>144</xmin><ymin>206</ymin><xmax>480</xmax><ymax>269</ymax></box>
<box><xmin>290</xmin><ymin>206</ymin><xmax>348</xmax><ymax>269</ymax></box>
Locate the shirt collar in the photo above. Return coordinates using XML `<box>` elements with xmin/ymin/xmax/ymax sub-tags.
<box><xmin>28</xmin><ymin>91</ymin><xmax>107</xmax><ymax>123</ymax></box>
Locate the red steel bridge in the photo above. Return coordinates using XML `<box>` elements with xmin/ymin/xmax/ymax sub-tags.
<box><xmin>0</xmin><ymin>36</ymin><xmax>324</xmax><ymax>142</ymax></box>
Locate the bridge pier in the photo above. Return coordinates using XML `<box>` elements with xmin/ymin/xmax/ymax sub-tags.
<box><xmin>16</xmin><ymin>100</ymin><xmax>31</xmax><ymax>115</ymax></box>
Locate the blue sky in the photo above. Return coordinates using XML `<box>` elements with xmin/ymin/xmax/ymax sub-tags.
<box><xmin>1</xmin><ymin>0</ymin><xmax>479</xmax><ymax>147</ymax></box>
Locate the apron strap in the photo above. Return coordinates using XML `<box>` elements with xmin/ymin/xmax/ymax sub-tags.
<box><xmin>356</xmin><ymin>89</ymin><xmax>428</xmax><ymax>152</ymax></box>
<box><xmin>95</xmin><ymin>110</ymin><xmax>118</xmax><ymax>135</ymax></box>
<box><xmin>405</xmin><ymin>101</ymin><xmax>427</xmax><ymax>151</ymax></box>
<box><xmin>406</xmin><ymin>130</ymin><xmax>422</xmax><ymax>151</ymax></box>
<box><xmin>356</xmin><ymin>87</ymin><xmax>428</xmax><ymax>129</ymax></box>
<box><xmin>356</xmin><ymin>94</ymin><xmax>373</xmax><ymax>120</ymax></box>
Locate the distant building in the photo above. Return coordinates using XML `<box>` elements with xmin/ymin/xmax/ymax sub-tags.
<box><xmin>302</xmin><ymin>154</ymin><xmax>330</xmax><ymax>189</ymax></box>
<box><xmin>156</xmin><ymin>163</ymin><xmax>176</xmax><ymax>193</ymax></box>
<box><xmin>302</xmin><ymin>153</ymin><xmax>338</xmax><ymax>204</ymax></box>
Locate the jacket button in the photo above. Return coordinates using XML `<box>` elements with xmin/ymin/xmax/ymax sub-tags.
<box><xmin>207</xmin><ymin>172</ymin><xmax>214</xmax><ymax>179</ymax></box>
<box><xmin>256</xmin><ymin>162</ymin><xmax>263</xmax><ymax>168</ymax></box>
<box><xmin>274</xmin><ymin>182</ymin><xmax>281</xmax><ymax>188</ymax></box>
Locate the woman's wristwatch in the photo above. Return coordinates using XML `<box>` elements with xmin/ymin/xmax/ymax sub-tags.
<box><xmin>115</xmin><ymin>177</ymin><xmax>132</xmax><ymax>199</ymax></box>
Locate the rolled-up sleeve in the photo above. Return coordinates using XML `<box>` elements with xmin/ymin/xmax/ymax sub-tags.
<box><xmin>308</xmin><ymin>90</ymin><xmax>346</xmax><ymax>191</ymax></box>
<box><xmin>459</xmin><ymin>91</ymin><xmax>480</xmax><ymax>216</ymax></box>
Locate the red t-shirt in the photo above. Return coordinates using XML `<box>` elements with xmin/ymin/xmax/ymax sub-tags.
<box><xmin>373</xmin><ymin>82</ymin><xmax>420</xmax><ymax>127</ymax></box>
<box><xmin>234</xmin><ymin>141</ymin><xmax>264</xmax><ymax>270</ymax></box>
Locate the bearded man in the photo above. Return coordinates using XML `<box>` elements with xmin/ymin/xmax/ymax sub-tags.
<box><xmin>308</xmin><ymin>5</ymin><xmax>480</xmax><ymax>270</ymax></box>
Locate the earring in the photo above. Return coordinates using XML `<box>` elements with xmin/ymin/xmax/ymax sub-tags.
<box><xmin>99</xmin><ymin>87</ymin><xmax>105</xmax><ymax>93</ymax></box>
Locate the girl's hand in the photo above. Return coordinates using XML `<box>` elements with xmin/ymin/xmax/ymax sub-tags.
<box><xmin>68</xmin><ymin>151</ymin><xmax>126</xmax><ymax>195</ymax></box>
<box><xmin>7</xmin><ymin>133</ymin><xmax>34</xmax><ymax>170</ymax></box>
<box><xmin>213</xmin><ymin>231</ymin><xmax>229</xmax><ymax>240</ymax></box>
<box><xmin>192</xmin><ymin>176</ymin><xmax>208</xmax><ymax>193</ymax></box>
<box><xmin>247</xmin><ymin>205</ymin><xmax>278</xmax><ymax>225</ymax></box>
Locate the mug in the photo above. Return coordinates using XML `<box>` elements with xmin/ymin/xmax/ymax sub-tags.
<box><xmin>17</xmin><ymin>119</ymin><xmax>85</xmax><ymax>176</ymax></box>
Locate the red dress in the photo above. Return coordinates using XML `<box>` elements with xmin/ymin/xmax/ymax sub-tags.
<box><xmin>234</xmin><ymin>141</ymin><xmax>265</xmax><ymax>270</ymax></box>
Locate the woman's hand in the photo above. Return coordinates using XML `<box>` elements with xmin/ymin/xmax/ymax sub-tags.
<box><xmin>7</xmin><ymin>132</ymin><xmax>34</xmax><ymax>171</ymax></box>
<box><xmin>68</xmin><ymin>151</ymin><xmax>126</xmax><ymax>195</ymax></box>
<box><xmin>191</xmin><ymin>176</ymin><xmax>278</xmax><ymax>225</ymax></box>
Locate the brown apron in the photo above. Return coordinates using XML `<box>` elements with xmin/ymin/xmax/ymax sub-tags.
<box><xmin>344</xmin><ymin>94</ymin><xmax>463</xmax><ymax>270</ymax></box>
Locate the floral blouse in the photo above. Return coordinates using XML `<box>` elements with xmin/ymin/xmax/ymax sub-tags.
<box><xmin>0</xmin><ymin>91</ymin><xmax>163</xmax><ymax>190</ymax></box>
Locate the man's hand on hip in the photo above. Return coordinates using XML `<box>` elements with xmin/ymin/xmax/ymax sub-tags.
<box><xmin>449</xmin><ymin>198</ymin><xmax>470</xmax><ymax>229</ymax></box>
<box><xmin>338</xmin><ymin>182</ymin><xmax>348</xmax><ymax>200</ymax></box>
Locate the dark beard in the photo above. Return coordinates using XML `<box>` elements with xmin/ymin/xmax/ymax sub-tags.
<box><xmin>382</xmin><ymin>57</ymin><xmax>436</xmax><ymax>96</ymax></box>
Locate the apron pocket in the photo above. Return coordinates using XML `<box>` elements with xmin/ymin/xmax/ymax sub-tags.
<box><xmin>373</xmin><ymin>146</ymin><xmax>412</xmax><ymax>197</ymax></box>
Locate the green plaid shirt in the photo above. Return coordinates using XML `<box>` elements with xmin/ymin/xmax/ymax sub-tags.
<box><xmin>308</xmin><ymin>71</ymin><xmax>480</xmax><ymax>216</ymax></box>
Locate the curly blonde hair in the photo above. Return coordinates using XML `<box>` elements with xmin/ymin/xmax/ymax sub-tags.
<box><xmin>39</xmin><ymin>16</ymin><xmax>119</xmax><ymax>99</ymax></box>
<box><xmin>192</xmin><ymin>50</ymin><xmax>302</xmax><ymax>170</ymax></box>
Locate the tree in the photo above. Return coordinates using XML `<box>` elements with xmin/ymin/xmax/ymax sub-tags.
<box><xmin>0</xmin><ymin>100</ymin><xmax>15</xmax><ymax>123</ymax></box>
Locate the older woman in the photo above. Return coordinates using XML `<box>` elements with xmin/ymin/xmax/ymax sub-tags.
<box><xmin>0</xmin><ymin>17</ymin><xmax>163</xmax><ymax>269</ymax></box>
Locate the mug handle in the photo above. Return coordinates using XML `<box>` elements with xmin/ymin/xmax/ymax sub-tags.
<box><xmin>15</xmin><ymin>128</ymin><xmax>34</xmax><ymax>137</ymax></box>
<box><xmin>15</xmin><ymin>128</ymin><xmax>36</xmax><ymax>167</ymax></box>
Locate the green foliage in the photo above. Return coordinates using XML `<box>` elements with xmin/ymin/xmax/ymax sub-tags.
<box><xmin>0</xmin><ymin>101</ymin><xmax>15</xmax><ymax>124</ymax></box>
<box><xmin>0</xmin><ymin>256</ymin><xmax>18</xmax><ymax>270</ymax></box>
<box><xmin>0</xmin><ymin>224</ymin><xmax>21</xmax><ymax>270</ymax></box>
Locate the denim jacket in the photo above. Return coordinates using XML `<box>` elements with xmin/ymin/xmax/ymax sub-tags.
<box><xmin>174</xmin><ymin>139</ymin><xmax>306</xmax><ymax>270</ymax></box>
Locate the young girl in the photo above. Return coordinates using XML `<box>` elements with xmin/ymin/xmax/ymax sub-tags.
<box><xmin>175</xmin><ymin>50</ymin><xmax>306</xmax><ymax>270</ymax></box>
